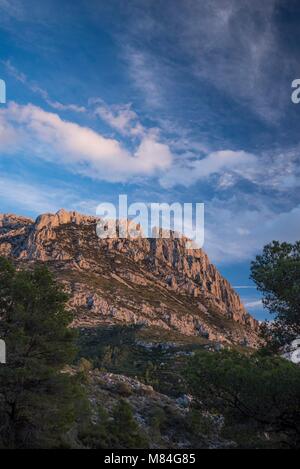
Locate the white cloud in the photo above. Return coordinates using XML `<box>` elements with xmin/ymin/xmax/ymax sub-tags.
<box><xmin>4</xmin><ymin>95</ymin><xmax>293</xmax><ymax>192</ymax></box>
<box><xmin>0</xmin><ymin>102</ymin><xmax>173</xmax><ymax>182</ymax></box>
<box><xmin>159</xmin><ymin>150</ymin><xmax>257</xmax><ymax>188</ymax></box>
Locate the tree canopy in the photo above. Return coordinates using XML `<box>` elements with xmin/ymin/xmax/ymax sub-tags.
<box><xmin>251</xmin><ymin>240</ymin><xmax>300</xmax><ymax>349</ymax></box>
<box><xmin>0</xmin><ymin>258</ymin><xmax>81</xmax><ymax>448</ymax></box>
<box><xmin>186</xmin><ymin>349</ymin><xmax>300</xmax><ymax>448</ymax></box>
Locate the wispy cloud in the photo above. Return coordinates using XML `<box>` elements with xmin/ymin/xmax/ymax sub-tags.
<box><xmin>125</xmin><ymin>47</ymin><xmax>166</xmax><ymax>108</ymax></box>
<box><xmin>117</xmin><ymin>0</ymin><xmax>295</xmax><ymax>123</ymax></box>
<box><xmin>159</xmin><ymin>150</ymin><xmax>257</xmax><ymax>188</ymax></box>
<box><xmin>176</xmin><ymin>0</ymin><xmax>283</xmax><ymax>121</ymax></box>
<box><xmin>3</xmin><ymin>60</ymin><xmax>86</xmax><ymax>113</ymax></box>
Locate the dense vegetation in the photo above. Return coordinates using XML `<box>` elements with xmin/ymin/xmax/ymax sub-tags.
<box><xmin>186</xmin><ymin>350</ymin><xmax>300</xmax><ymax>448</ymax></box>
<box><xmin>77</xmin><ymin>323</ymin><xmax>207</xmax><ymax>397</ymax></box>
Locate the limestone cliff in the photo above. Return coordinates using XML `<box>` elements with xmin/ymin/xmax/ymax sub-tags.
<box><xmin>0</xmin><ymin>209</ymin><xmax>260</xmax><ymax>346</ymax></box>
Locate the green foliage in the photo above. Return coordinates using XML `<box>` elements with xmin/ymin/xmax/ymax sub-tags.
<box><xmin>77</xmin><ymin>405</ymin><xmax>112</xmax><ymax>449</ymax></box>
<box><xmin>142</xmin><ymin>361</ymin><xmax>159</xmax><ymax>386</ymax></box>
<box><xmin>77</xmin><ymin>324</ymin><xmax>142</xmax><ymax>369</ymax></box>
<box><xmin>0</xmin><ymin>258</ymin><xmax>82</xmax><ymax>448</ymax></box>
<box><xmin>110</xmin><ymin>399</ymin><xmax>149</xmax><ymax>448</ymax></box>
<box><xmin>250</xmin><ymin>241</ymin><xmax>300</xmax><ymax>349</ymax></box>
<box><xmin>77</xmin><ymin>325</ymin><xmax>201</xmax><ymax>397</ymax></box>
<box><xmin>187</xmin><ymin>408</ymin><xmax>216</xmax><ymax>440</ymax></box>
<box><xmin>77</xmin><ymin>358</ymin><xmax>94</xmax><ymax>384</ymax></box>
<box><xmin>148</xmin><ymin>405</ymin><xmax>167</xmax><ymax>440</ymax></box>
<box><xmin>79</xmin><ymin>400</ymin><xmax>149</xmax><ymax>449</ymax></box>
<box><xmin>186</xmin><ymin>349</ymin><xmax>300</xmax><ymax>448</ymax></box>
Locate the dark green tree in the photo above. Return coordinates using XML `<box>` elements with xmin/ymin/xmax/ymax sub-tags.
<box><xmin>250</xmin><ymin>241</ymin><xmax>300</xmax><ymax>349</ymax></box>
<box><xmin>109</xmin><ymin>399</ymin><xmax>149</xmax><ymax>449</ymax></box>
<box><xmin>79</xmin><ymin>399</ymin><xmax>149</xmax><ymax>449</ymax></box>
<box><xmin>186</xmin><ymin>349</ymin><xmax>300</xmax><ymax>448</ymax></box>
<box><xmin>0</xmin><ymin>258</ymin><xmax>81</xmax><ymax>448</ymax></box>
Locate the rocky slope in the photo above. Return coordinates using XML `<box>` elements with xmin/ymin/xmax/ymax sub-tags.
<box><xmin>0</xmin><ymin>209</ymin><xmax>260</xmax><ymax>346</ymax></box>
<box><xmin>73</xmin><ymin>366</ymin><xmax>234</xmax><ymax>449</ymax></box>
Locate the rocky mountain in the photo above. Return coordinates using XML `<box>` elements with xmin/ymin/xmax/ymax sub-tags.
<box><xmin>0</xmin><ymin>209</ymin><xmax>260</xmax><ymax>346</ymax></box>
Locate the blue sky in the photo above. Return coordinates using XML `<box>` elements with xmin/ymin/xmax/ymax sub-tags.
<box><xmin>1</xmin><ymin>0</ymin><xmax>300</xmax><ymax>320</ymax></box>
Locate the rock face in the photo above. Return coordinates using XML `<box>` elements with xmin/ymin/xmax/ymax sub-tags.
<box><xmin>0</xmin><ymin>209</ymin><xmax>260</xmax><ymax>346</ymax></box>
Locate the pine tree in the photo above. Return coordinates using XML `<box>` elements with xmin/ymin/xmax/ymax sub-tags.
<box><xmin>0</xmin><ymin>258</ymin><xmax>81</xmax><ymax>448</ymax></box>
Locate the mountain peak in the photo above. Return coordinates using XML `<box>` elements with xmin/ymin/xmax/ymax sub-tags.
<box><xmin>0</xmin><ymin>210</ymin><xmax>260</xmax><ymax>347</ymax></box>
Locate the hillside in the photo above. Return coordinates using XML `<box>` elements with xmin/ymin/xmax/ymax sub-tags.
<box><xmin>0</xmin><ymin>209</ymin><xmax>260</xmax><ymax>347</ymax></box>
